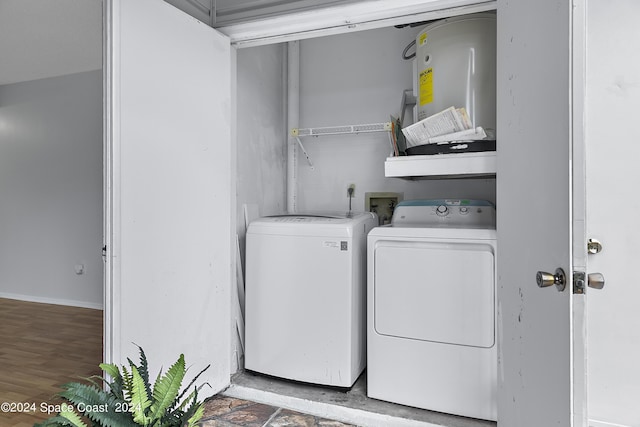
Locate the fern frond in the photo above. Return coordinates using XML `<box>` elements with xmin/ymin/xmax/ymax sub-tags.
<box><xmin>99</xmin><ymin>363</ymin><xmax>121</xmax><ymax>381</ymax></box>
<box><xmin>59</xmin><ymin>405</ymin><xmax>88</xmax><ymax>427</ymax></box>
<box><xmin>34</xmin><ymin>415</ymin><xmax>78</xmax><ymax>426</ymax></box>
<box><xmin>185</xmin><ymin>402</ymin><xmax>205</xmax><ymax>427</ymax></box>
<box><xmin>58</xmin><ymin>382</ymin><xmax>110</xmax><ymax>409</ymax></box>
<box><xmin>154</xmin><ymin>368</ymin><xmax>163</xmax><ymax>389</ymax></box>
<box><xmin>174</xmin><ymin>363</ymin><xmax>210</xmax><ymax>407</ymax></box>
<box><xmin>100</xmin><ymin>363</ymin><xmax>125</xmax><ymax>399</ymax></box>
<box><xmin>93</xmin><ymin>397</ymin><xmax>139</xmax><ymax>427</ymax></box>
<box><xmin>175</xmin><ymin>387</ymin><xmax>197</xmax><ymax>413</ymax></box>
<box><xmin>125</xmin><ymin>346</ymin><xmax>154</xmax><ymax>410</ymax></box>
<box><xmin>126</xmin><ymin>356</ymin><xmax>137</xmax><ymax>391</ymax></box>
<box><xmin>149</xmin><ymin>354</ymin><xmax>185</xmax><ymax>421</ymax></box>
<box><xmin>130</xmin><ymin>365</ymin><xmax>153</xmax><ymax>425</ymax></box>
<box><xmin>171</xmin><ymin>386</ymin><xmax>201</xmax><ymax>427</ymax></box>
<box><xmin>106</xmin><ymin>380</ymin><xmax>125</xmax><ymax>401</ymax></box>
<box><xmin>135</xmin><ymin>344</ymin><xmax>151</xmax><ymax>386</ymax></box>
<box><xmin>82</xmin><ymin>375</ymin><xmax>107</xmax><ymax>389</ymax></box>
<box><xmin>181</xmin><ymin>387</ymin><xmax>200</xmax><ymax>420</ymax></box>
<box><xmin>157</xmin><ymin>412</ymin><xmax>181</xmax><ymax>427</ymax></box>
<box><xmin>58</xmin><ymin>382</ymin><xmax>137</xmax><ymax>427</ymax></box>
<box><xmin>121</xmin><ymin>364</ymin><xmax>134</xmax><ymax>401</ymax></box>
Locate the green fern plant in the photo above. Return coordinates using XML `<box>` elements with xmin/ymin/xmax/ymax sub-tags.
<box><xmin>35</xmin><ymin>346</ymin><xmax>210</xmax><ymax>427</ymax></box>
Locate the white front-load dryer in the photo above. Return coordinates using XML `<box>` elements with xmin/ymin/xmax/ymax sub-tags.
<box><xmin>245</xmin><ymin>212</ymin><xmax>377</xmax><ymax>387</ymax></box>
<box><xmin>367</xmin><ymin>199</ymin><xmax>497</xmax><ymax>421</ymax></box>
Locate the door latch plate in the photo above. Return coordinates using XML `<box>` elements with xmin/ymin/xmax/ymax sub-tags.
<box><xmin>573</xmin><ymin>271</ymin><xmax>585</xmax><ymax>294</ymax></box>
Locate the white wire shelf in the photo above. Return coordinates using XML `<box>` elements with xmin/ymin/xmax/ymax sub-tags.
<box><xmin>290</xmin><ymin>122</ymin><xmax>394</xmax><ymax>169</ymax></box>
<box><xmin>291</xmin><ymin>122</ymin><xmax>392</xmax><ymax>137</ymax></box>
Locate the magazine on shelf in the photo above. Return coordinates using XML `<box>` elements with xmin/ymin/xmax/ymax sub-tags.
<box><xmin>402</xmin><ymin>106</ymin><xmax>487</xmax><ymax>148</ymax></box>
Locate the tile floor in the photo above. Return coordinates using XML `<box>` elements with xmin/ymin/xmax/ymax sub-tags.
<box><xmin>226</xmin><ymin>371</ymin><xmax>495</xmax><ymax>427</ymax></box>
<box><xmin>201</xmin><ymin>395</ymin><xmax>356</xmax><ymax>427</ymax></box>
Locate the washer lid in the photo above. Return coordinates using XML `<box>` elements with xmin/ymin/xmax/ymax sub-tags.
<box><xmin>248</xmin><ymin>211</ymin><xmax>376</xmax><ymax>237</ymax></box>
<box><xmin>263</xmin><ymin>211</ymin><xmax>374</xmax><ymax>223</ymax></box>
<box><xmin>267</xmin><ymin>213</ymin><xmax>350</xmax><ymax>222</ymax></box>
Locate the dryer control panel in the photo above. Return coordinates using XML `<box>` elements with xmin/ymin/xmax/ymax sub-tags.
<box><xmin>391</xmin><ymin>199</ymin><xmax>496</xmax><ymax>228</ymax></box>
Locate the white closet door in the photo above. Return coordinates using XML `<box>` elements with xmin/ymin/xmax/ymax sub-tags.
<box><xmin>497</xmin><ymin>0</ymin><xmax>583</xmax><ymax>425</ymax></box>
<box><xmin>104</xmin><ymin>0</ymin><xmax>232</xmax><ymax>392</ymax></box>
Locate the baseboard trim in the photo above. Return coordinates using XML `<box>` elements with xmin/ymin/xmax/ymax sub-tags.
<box><xmin>0</xmin><ymin>292</ymin><xmax>103</xmax><ymax>310</ymax></box>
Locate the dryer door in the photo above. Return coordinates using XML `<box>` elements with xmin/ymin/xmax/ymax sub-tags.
<box><xmin>373</xmin><ymin>240</ymin><xmax>495</xmax><ymax>348</ymax></box>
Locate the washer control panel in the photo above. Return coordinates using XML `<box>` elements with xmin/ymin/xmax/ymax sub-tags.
<box><xmin>391</xmin><ymin>199</ymin><xmax>496</xmax><ymax>228</ymax></box>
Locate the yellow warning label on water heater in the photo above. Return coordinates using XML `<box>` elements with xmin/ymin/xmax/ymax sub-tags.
<box><xmin>418</xmin><ymin>32</ymin><xmax>428</xmax><ymax>46</ymax></box>
<box><xmin>419</xmin><ymin>67</ymin><xmax>434</xmax><ymax>106</ymax></box>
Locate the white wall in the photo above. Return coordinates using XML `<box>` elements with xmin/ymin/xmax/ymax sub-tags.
<box><xmin>234</xmin><ymin>43</ymin><xmax>287</xmax><ymax>371</ymax></box>
<box><xmin>297</xmin><ymin>25</ymin><xmax>496</xmax><ymax>213</ymax></box>
<box><xmin>0</xmin><ymin>0</ymin><xmax>102</xmax><ymax>86</ymax></box>
<box><xmin>236</xmin><ymin>44</ymin><xmax>288</xmax><ymax>231</ymax></box>
<box><xmin>0</xmin><ymin>70</ymin><xmax>103</xmax><ymax>309</ymax></box>
<box><xmin>586</xmin><ymin>1</ymin><xmax>640</xmax><ymax>425</ymax></box>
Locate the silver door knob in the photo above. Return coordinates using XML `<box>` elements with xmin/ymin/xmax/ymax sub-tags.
<box><xmin>587</xmin><ymin>272</ymin><xmax>605</xmax><ymax>290</ymax></box>
<box><xmin>536</xmin><ymin>268</ymin><xmax>566</xmax><ymax>291</ymax></box>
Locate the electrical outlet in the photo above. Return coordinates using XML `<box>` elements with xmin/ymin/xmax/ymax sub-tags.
<box><xmin>365</xmin><ymin>192</ymin><xmax>403</xmax><ymax>225</ymax></box>
<box><xmin>347</xmin><ymin>184</ymin><xmax>356</xmax><ymax>198</ymax></box>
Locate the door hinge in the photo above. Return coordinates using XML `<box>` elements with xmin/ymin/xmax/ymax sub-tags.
<box><xmin>102</xmin><ymin>245</ymin><xmax>107</xmax><ymax>262</ymax></box>
<box><xmin>573</xmin><ymin>271</ymin><xmax>586</xmax><ymax>294</ymax></box>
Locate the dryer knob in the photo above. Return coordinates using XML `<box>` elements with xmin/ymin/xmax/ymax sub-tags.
<box><xmin>436</xmin><ymin>205</ymin><xmax>449</xmax><ymax>216</ymax></box>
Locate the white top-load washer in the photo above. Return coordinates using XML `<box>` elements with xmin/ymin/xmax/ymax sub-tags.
<box><xmin>367</xmin><ymin>199</ymin><xmax>497</xmax><ymax>420</ymax></box>
<box><xmin>245</xmin><ymin>212</ymin><xmax>377</xmax><ymax>387</ymax></box>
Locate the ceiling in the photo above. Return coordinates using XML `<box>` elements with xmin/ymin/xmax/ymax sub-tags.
<box><xmin>161</xmin><ymin>0</ymin><xmax>361</xmax><ymax>28</ymax></box>
<box><xmin>214</xmin><ymin>0</ymin><xmax>360</xmax><ymax>25</ymax></box>
<box><xmin>0</xmin><ymin>0</ymin><xmax>102</xmax><ymax>86</ymax></box>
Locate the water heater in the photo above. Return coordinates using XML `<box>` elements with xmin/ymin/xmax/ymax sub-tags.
<box><xmin>416</xmin><ymin>13</ymin><xmax>496</xmax><ymax>136</ymax></box>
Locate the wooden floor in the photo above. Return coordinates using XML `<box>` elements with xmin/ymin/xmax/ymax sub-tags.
<box><xmin>0</xmin><ymin>298</ymin><xmax>102</xmax><ymax>426</ymax></box>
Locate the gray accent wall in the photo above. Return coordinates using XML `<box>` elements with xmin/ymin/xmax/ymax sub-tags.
<box><xmin>0</xmin><ymin>69</ymin><xmax>103</xmax><ymax>308</ymax></box>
